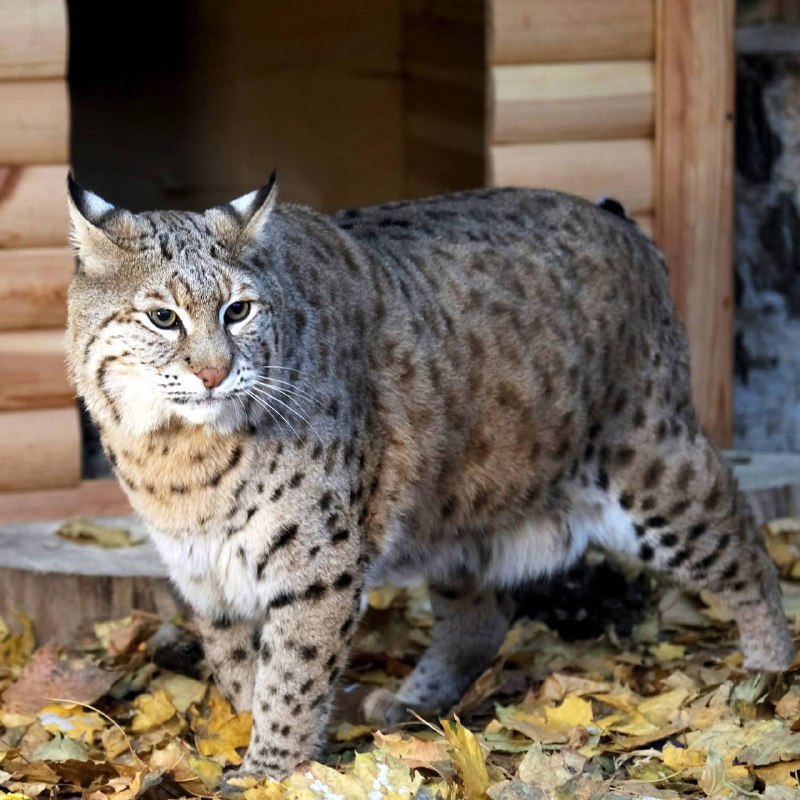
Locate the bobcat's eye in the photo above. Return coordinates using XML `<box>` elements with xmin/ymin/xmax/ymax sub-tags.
<box><xmin>148</xmin><ymin>308</ymin><xmax>180</xmax><ymax>329</ymax></box>
<box><xmin>224</xmin><ymin>301</ymin><xmax>251</xmax><ymax>324</ymax></box>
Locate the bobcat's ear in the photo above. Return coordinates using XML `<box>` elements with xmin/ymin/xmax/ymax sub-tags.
<box><xmin>206</xmin><ymin>171</ymin><xmax>278</xmax><ymax>248</ymax></box>
<box><xmin>67</xmin><ymin>173</ymin><xmax>137</xmax><ymax>272</ymax></box>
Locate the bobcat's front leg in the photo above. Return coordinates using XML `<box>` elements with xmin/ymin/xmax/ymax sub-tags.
<box><xmin>196</xmin><ymin>615</ymin><xmax>257</xmax><ymax>712</ymax></box>
<box><xmin>241</xmin><ymin>518</ymin><xmax>363</xmax><ymax>778</ymax></box>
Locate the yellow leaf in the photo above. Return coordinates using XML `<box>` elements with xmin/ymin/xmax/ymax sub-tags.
<box><xmin>699</xmin><ymin>749</ymin><xmax>726</xmax><ymax>798</ymax></box>
<box><xmin>755</xmin><ymin>759</ymin><xmax>800</xmax><ymax>788</ymax></box>
<box><xmin>105</xmin><ymin>771</ymin><xmax>143</xmax><ymax>800</ymax></box>
<box><xmin>373</xmin><ymin>731</ymin><xmax>450</xmax><ymax>770</ymax></box>
<box><xmin>650</xmin><ymin>642</ymin><xmax>686</xmax><ymax>661</ymax></box>
<box><xmin>187</xmin><ymin>756</ymin><xmax>223</xmax><ymax>790</ymax></box>
<box><xmin>662</xmin><ymin>743</ymin><xmax>706</xmax><ymax>773</ymax></box>
<box><xmin>283</xmin><ymin>761</ymin><xmax>369</xmax><ymax>799</ymax></box>
<box><xmin>638</xmin><ymin>688</ymin><xmax>690</xmax><ymax>727</ymax></box>
<box><xmin>351</xmin><ymin>750</ymin><xmax>423</xmax><ymax>799</ymax></box>
<box><xmin>55</xmin><ymin>519</ymin><xmax>140</xmax><ymax>548</ymax></box>
<box><xmin>0</xmin><ymin>613</ymin><xmax>36</xmax><ymax>670</ymax></box>
<box><xmin>150</xmin><ymin>671</ymin><xmax>207</xmax><ymax>713</ymax></box>
<box><xmin>442</xmin><ymin>718</ymin><xmax>490</xmax><ymax>800</ymax></box>
<box><xmin>243</xmin><ymin>781</ymin><xmax>284</xmax><ymax>800</ymax></box>
<box><xmin>545</xmin><ymin>694</ymin><xmax>593</xmax><ymax>731</ymax></box>
<box><xmin>102</xmin><ymin>726</ymin><xmax>130</xmax><ymax>761</ymax></box>
<box><xmin>131</xmin><ymin>690</ymin><xmax>177</xmax><ymax>733</ymax></box>
<box><xmin>191</xmin><ymin>691</ymin><xmax>252</xmax><ymax>766</ymax></box>
<box><xmin>332</xmin><ymin>722</ymin><xmax>374</xmax><ymax>742</ymax></box>
<box><xmin>37</xmin><ymin>704</ymin><xmax>105</xmax><ymax>743</ymax></box>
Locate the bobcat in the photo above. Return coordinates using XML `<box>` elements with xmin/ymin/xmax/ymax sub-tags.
<box><xmin>65</xmin><ymin>174</ymin><xmax>794</xmax><ymax>779</ymax></box>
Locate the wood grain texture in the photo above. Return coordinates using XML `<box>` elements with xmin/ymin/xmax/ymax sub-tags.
<box><xmin>0</xmin><ymin>247</ymin><xmax>72</xmax><ymax>330</ymax></box>
<box><xmin>0</xmin><ymin>165</ymin><xmax>69</xmax><ymax>248</ymax></box>
<box><xmin>0</xmin><ymin>569</ymin><xmax>180</xmax><ymax>643</ymax></box>
<box><xmin>490</xmin><ymin>61</ymin><xmax>654</xmax><ymax>144</ymax></box>
<box><xmin>656</xmin><ymin>0</ymin><xmax>735</xmax><ymax>445</ymax></box>
<box><xmin>0</xmin><ymin>330</ymin><xmax>71</xmax><ymax>411</ymax></box>
<box><xmin>0</xmin><ymin>80</ymin><xmax>69</xmax><ymax>164</ymax></box>
<box><xmin>0</xmin><ymin>479</ymin><xmax>131</xmax><ymax>526</ymax></box>
<box><xmin>0</xmin><ymin>406</ymin><xmax>80</xmax><ymax>491</ymax></box>
<box><xmin>489</xmin><ymin>0</ymin><xmax>655</xmax><ymax>65</ymax></box>
<box><xmin>0</xmin><ymin>0</ymin><xmax>67</xmax><ymax>79</ymax></box>
<box><xmin>489</xmin><ymin>138</ymin><xmax>654</xmax><ymax>214</ymax></box>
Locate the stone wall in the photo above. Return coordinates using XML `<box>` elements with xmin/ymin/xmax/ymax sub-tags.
<box><xmin>734</xmin><ymin>3</ymin><xmax>800</xmax><ymax>450</ymax></box>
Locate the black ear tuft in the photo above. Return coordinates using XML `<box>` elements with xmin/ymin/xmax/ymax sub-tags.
<box><xmin>67</xmin><ymin>172</ymin><xmax>116</xmax><ymax>227</ymax></box>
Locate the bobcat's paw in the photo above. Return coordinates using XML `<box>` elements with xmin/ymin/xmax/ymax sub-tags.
<box><xmin>362</xmin><ymin>687</ymin><xmax>411</xmax><ymax>727</ymax></box>
<box><xmin>219</xmin><ymin>765</ymin><xmax>277</xmax><ymax>795</ymax></box>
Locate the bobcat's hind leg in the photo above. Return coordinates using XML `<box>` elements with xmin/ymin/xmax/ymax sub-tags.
<box><xmin>363</xmin><ymin>580</ymin><xmax>514</xmax><ymax>726</ymax></box>
<box><xmin>601</xmin><ymin>431</ymin><xmax>794</xmax><ymax>672</ymax></box>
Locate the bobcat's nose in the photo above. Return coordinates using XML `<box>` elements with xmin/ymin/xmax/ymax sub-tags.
<box><xmin>195</xmin><ymin>365</ymin><xmax>230</xmax><ymax>389</ymax></box>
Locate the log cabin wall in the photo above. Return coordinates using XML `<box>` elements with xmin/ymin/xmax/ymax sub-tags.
<box><xmin>0</xmin><ymin>0</ymin><xmax>80</xmax><ymax>494</ymax></box>
<box><xmin>0</xmin><ymin>0</ymin><xmax>736</xmax><ymax>523</ymax></box>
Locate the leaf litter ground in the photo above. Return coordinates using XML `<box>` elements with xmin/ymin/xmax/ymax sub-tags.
<box><xmin>1</xmin><ymin>518</ymin><xmax>800</xmax><ymax>799</ymax></box>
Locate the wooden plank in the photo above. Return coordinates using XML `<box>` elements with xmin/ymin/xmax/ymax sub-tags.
<box><xmin>634</xmin><ymin>214</ymin><xmax>654</xmax><ymax>238</ymax></box>
<box><xmin>0</xmin><ymin>247</ymin><xmax>72</xmax><ymax>330</ymax></box>
<box><xmin>0</xmin><ymin>406</ymin><xmax>80</xmax><ymax>491</ymax></box>
<box><xmin>491</xmin><ymin>61</ymin><xmax>654</xmax><ymax>144</ymax></box>
<box><xmin>406</xmin><ymin>138</ymin><xmax>486</xmax><ymax>196</ymax></box>
<box><xmin>725</xmin><ymin>450</ymin><xmax>800</xmax><ymax>526</ymax></box>
<box><xmin>0</xmin><ymin>479</ymin><xmax>131</xmax><ymax>526</ymax></box>
<box><xmin>0</xmin><ymin>80</ymin><xmax>68</xmax><ymax>164</ymax></box>
<box><xmin>656</xmin><ymin>0</ymin><xmax>735</xmax><ymax>445</ymax></box>
<box><xmin>0</xmin><ymin>329</ymin><xmax>71</xmax><ymax>411</ymax></box>
<box><xmin>489</xmin><ymin>138</ymin><xmax>654</xmax><ymax>214</ymax></box>
<box><xmin>0</xmin><ymin>165</ymin><xmax>69</xmax><ymax>248</ymax></box>
<box><xmin>0</xmin><ymin>0</ymin><xmax>67</xmax><ymax>79</ymax></box>
<box><xmin>489</xmin><ymin>0</ymin><xmax>655</xmax><ymax>65</ymax></box>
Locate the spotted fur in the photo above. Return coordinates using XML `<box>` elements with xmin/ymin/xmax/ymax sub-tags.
<box><xmin>65</xmin><ymin>175</ymin><xmax>794</xmax><ymax>779</ymax></box>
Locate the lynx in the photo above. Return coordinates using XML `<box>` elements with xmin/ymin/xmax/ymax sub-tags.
<box><xmin>65</xmin><ymin>174</ymin><xmax>794</xmax><ymax>779</ymax></box>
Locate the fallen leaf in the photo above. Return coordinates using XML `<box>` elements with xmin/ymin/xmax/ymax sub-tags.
<box><xmin>55</xmin><ymin>518</ymin><xmax>140</xmax><ymax>548</ymax></box>
<box><xmin>2</xmin><ymin>646</ymin><xmax>117</xmax><ymax>714</ymax></box>
<box><xmin>517</xmin><ymin>742</ymin><xmax>573</xmax><ymax>792</ymax></box>
<box><xmin>545</xmin><ymin>693</ymin><xmax>593</xmax><ymax>731</ymax></box>
<box><xmin>130</xmin><ymin>689</ymin><xmax>177</xmax><ymax>733</ymax></box>
<box><xmin>373</xmin><ymin>731</ymin><xmax>450</xmax><ymax>770</ymax></box>
<box><xmin>443</xmin><ymin>718</ymin><xmax>490</xmax><ymax>800</ymax></box>
<box><xmin>31</xmin><ymin>733</ymin><xmax>88</xmax><ymax>763</ymax></box>
<box><xmin>191</xmin><ymin>691</ymin><xmax>252</xmax><ymax>765</ymax></box>
<box><xmin>150</xmin><ymin>671</ymin><xmax>207</xmax><ymax>713</ymax></box>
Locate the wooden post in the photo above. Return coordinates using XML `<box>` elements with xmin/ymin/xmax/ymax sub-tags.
<box><xmin>656</xmin><ymin>0</ymin><xmax>735</xmax><ymax>445</ymax></box>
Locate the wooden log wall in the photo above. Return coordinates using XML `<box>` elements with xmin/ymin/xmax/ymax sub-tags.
<box><xmin>0</xmin><ymin>0</ymin><xmax>79</xmax><ymax>493</ymax></box>
<box><xmin>487</xmin><ymin>0</ymin><xmax>656</xmax><ymax>236</ymax></box>
<box><xmin>483</xmin><ymin>0</ymin><xmax>734</xmax><ymax>443</ymax></box>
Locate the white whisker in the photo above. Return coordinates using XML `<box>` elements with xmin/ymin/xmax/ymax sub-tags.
<box><xmin>251</xmin><ymin>377</ymin><xmax>328</xmax><ymax>411</ymax></box>
<box><xmin>248</xmin><ymin>385</ymin><xmax>324</xmax><ymax>445</ymax></box>
<box><xmin>244</xmin><ymin>389</ymin><xmax>299</xmax><ymax>440</ymax></box>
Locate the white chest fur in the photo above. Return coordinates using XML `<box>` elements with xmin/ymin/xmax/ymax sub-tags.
<box><xmin>150</xmin><ymin>529</ymin><xmax>264</xmax><ymax>620</ymax></box>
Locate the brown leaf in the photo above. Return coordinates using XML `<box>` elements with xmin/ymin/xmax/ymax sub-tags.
<box><xmin>2</xmin><ymin>646</ymin><xmax>117</xmax><ymax>714</ymax></box>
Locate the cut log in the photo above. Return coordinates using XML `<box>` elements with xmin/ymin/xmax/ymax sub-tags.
<box><xmin>0</xmin><ymin>247</ymin><xmax>73</xmax><ymax>330</ymax></box>
<box><xmin>489</xmin><ymin>138</ymin><xmax>654</xmax><ymax>214</ymax></box>
<box><xmin>0</xmin><ymin>80</ymin><xmax>69</xmax><ymax>164</ymax></box>
<box><xmin>656</xmin><ymin>0</ymin><xmax>735</xmax><ymax>445</ymax></box>
<box><xmin>0</xmin><ymin>165</ymin><xmax>70</xmax><ymax>248</ymax></box>
<box><xmin>0</xmin><ymin>515</ymin><xmax>180</xmax><ymax>643</ymax></box>
<box><xmin>0</xmin><ymin>329</ymin><xmax>72</xmax><ymax>411</ymax></box>
<box><xmin>0</xmin><ymin>406</ymin><xmax>80</xmax><ymax>491</ymax></box>
<box><xmin>0</xmin><ymin>479</ymin><xmax>131</xmax><ymax>526</ymax></box>
<box><xmin>489</xmin><ymin>0</ymin><xmax>655</xmax><ymax>65</ymax></box>
<box><xmin>0</xmin><ymin>0</ymin><xmax>67</xmax><ymax>79</ymax></box>
<box><xmin>490</xmin><ymin>61</ymin><xmax>654</xmax><ymax>144</ymax></box>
